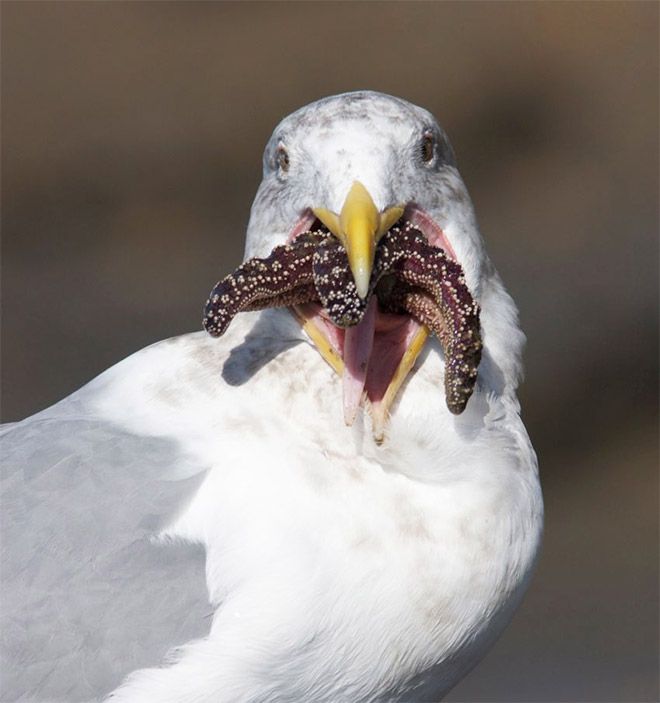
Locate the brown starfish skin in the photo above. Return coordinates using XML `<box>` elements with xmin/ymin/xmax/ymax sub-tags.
<box><xmin>374</xmin><ymin>224</ymin><xmax>482</xmax><ymax>414</ymax></box>
<box><xmin>312</xmin><ymin>238</ymin><xmax>368</xmax><ymax>327</ymax></box>
<box><xmin>389</xmin><ymin>285</ymin><xmax>481</xmax><ymax>414</ymax></box>
<box><xmin>203</xmin><ymin>233</ymin><xmax>324</xmax><ymax>337</ymax></box>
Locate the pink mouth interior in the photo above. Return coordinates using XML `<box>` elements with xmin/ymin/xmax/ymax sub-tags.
<box><xmin>289</xmin><ymin>205</ymin><xmax>454</xmax><ymax>424</ymax></box>
<box><xmin>296</xmin><ymin>300</ymin><xmax>420</xmax><ymax>409</ymax></box>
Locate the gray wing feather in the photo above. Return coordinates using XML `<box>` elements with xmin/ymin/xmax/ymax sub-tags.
<box><xmin>1</xmin><ymin>399</ymin><xmax>210</xmax><ymax>701</ymax></box>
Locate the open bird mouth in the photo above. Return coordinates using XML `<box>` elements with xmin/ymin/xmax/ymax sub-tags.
<box><xmin>204</xmin><ymin>182</ymin><xmax>481</xmax><ymax>442</ymax></box>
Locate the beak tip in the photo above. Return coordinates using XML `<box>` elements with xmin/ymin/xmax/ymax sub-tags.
<box><xmin>353</xmin><ymin>269</ymin><xmax>371</xmax><ymax>300</ymax></box>
<box><xmin>356</xmin><ymin>281</ymin><xmax>370</xmax><ymax>300</ymax></box>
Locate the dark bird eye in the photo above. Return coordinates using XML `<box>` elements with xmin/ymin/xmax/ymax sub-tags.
<box><xmin>276</xmin><ymin>145</ymin><xmax>290</xmax><ymax>172</ymax></box>
<box><xmin>420</xmin><ymin>133</ymin><xmax>435</xmax><ymax>164</ymax></box>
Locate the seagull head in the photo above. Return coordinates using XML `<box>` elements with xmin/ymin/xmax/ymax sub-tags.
<box><xmin>243</xmin><ymin>91</ymin><xmax>505</xmax><ymax>439</ymax></box>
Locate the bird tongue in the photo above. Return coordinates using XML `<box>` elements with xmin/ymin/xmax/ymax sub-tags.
<box><xmin>342</xmin><ymin>298</ymin><xmax>421</xmax><ymax>427</ymax></box>
<box><xmin>342</xmin><ymin>297</ymin><xmax>377</xmax><ymax>425</ymax></box>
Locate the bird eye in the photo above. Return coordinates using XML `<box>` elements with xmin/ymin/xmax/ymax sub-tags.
<box><xmin>276</xmin><ymin>145</ymin><xmax>290</xmax><ymax>173</ymax></box>
<box><xmin>420</xmin><ymin>133</ymin><xmax>435</xmax><ymax>164</ymax></box>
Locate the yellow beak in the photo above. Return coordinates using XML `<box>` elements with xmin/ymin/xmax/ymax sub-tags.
<box><xmin>313</xmin><ymin>182</ymin><xmax>403</xmax><ymax>299</ymax></box>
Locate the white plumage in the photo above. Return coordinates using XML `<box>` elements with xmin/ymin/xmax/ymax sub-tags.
<box><xmin>1</xmin><ymin>92</ymin><xmax>543</xmax><ymax>702</ymax></box>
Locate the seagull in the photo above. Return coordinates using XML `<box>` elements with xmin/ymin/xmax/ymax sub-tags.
<box><xmin>1</xmin><ymin>91</ymin><xmax>543</xmax><ymax>702</ymax></box>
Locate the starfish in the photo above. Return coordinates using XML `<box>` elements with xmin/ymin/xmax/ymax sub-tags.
<box><xmin>204</xmin><ymin>222</ymin><xmax>482</xmax><ymax>414</ymax></box>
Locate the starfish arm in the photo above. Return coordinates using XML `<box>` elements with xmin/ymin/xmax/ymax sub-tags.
<box><xmin>377</xmin><ymin>226</ymin><xmax>482</xmax><ymax>414</ymax></box>
<box><xmin>203</xmin><ymin>234</ymin><xmax>322</xmax><ymax>337</ymax></box>
<box><xmin>312</xmin><ymin>237</ymin><xmax>369</xmax><ymax>328</ymax></box>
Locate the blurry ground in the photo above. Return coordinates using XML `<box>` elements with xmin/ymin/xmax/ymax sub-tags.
<box><xmin>1</xmin><ymin>2</ymin><xmax>658</xmax><ymax>701</ymax></box>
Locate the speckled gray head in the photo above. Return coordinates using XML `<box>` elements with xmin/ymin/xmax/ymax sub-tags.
<box><xmin>235</xmin><ymin>91</ymin><xmax>524</xmax><ymax>438</ymax></box>
<box><xmin>245</xmin><ymin>91</ymin><xmax>486</xmax><ymax>296</ymax></box>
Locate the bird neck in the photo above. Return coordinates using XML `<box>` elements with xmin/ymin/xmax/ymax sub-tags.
<box><xmin>476</xmin><ymin>264</ymin><xmax>526</xmax><ymax>402</ymax></box>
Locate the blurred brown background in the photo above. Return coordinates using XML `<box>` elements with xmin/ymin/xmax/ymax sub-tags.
<box><xmin>2</xmin><ymin>2</ymin><xmax>658</xmax><ymax>701</ymax></box>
